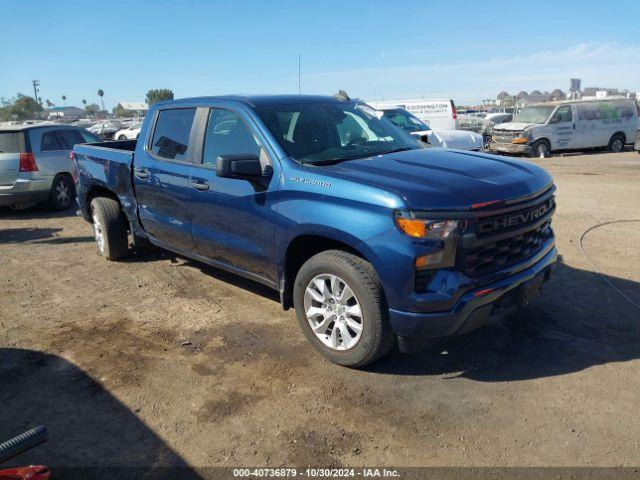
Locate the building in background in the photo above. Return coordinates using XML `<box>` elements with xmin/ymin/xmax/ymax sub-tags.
<box><xmin>46</xmin><ymin>106</ymin><xmax>85</xmax><ymax>119</ymax></box>
<box><xmin>114</xmin><ymin>102</ymin><xmax>148</xmax><ymax>116</ymax></box>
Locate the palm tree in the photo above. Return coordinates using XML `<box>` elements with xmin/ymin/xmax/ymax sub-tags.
<box><xmin>97</xmin><ymin>89</ymin><xmax>104</xmax><ymax>111</ymax></box>
<box><xmin>45</xmin><ymin>99</ymin><xmax>52</xmax><ymax>108</ymax></box>
<box><xmin>82</xmin><ymin>99</ymin><xmax>87</xmax><ymax>107</ymax></box>
<box><xmin>62</xmin><ymin>95</ymin><xmax>67</xmax><ymax>106</ymax></box>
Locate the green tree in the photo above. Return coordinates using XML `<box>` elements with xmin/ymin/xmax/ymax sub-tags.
<box><xmin>0</xmin><ymin>94</ymin><xmax>43</xmax><ymax>121</ymax></box>
<box><xmin>97</xmin><ymin>89</ymin><xmax>105</xmax><ymax>111</ymax></box>
<box><xmin>82</xmin><ymin>99</ymin><xmax>87</xmax><ymax>106</ymax></box>
<box><xmin>62</xmin><ymin>95</ymin><xmax>67</xmax><ymax>106</ymax></box>
<box><xmin>84</xmin><ymin>103</ymin><xmax>100</xmax><ymax>116</ymax></box>
<box><xmin>146</xmin><ymin>88</ymin><xmax>174</xmax><ymax>106</ymax></box>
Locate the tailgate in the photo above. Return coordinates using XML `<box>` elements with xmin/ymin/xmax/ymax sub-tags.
<box><xmin>0</xmin><ymin>131</ymin><xmax>26</xmax><ymax>186</ymax></box>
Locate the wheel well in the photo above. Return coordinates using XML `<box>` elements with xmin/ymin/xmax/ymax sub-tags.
<box><xmin>281</xmin><ymin>235</ymin><xmax>367</xmax><ymax>310</ymax></box>
<box><xmin>52</xmin><ymin>172</ymin><xmax>74</xmax><ymax>187</ymax></box>
<box><xmin>611</xmin><ymin>131</ymin><xmax>626</xmax><ymax>143</ymax></box>
<box><xmin>86</xmin><ymin>187</ymin><xmax>122</xmax><ymax>221</ymax></box>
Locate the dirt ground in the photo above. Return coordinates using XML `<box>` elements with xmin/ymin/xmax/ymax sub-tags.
<box><xmin>1</xmin><ymin>150</ymin><xmax>639</xmax><ymax>471</ymax></box>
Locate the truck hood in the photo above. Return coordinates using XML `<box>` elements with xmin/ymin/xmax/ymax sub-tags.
<box><xmin>320</xmin><ymin>148</ymin><xmax>553</xmax><ymax>211</ymax></box>
<box><xmin>492</xmin><ymin>121</ymin><xmax>538</xmax><ymax>132</ymax></box>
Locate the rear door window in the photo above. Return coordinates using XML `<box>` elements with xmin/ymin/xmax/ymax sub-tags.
<box><xmin>150</xmin><ymin>108</ymin><xmax>196</xmax><ymax>161</ymax></box>
<box><xmin>58</xmin><ymin>129</ymin><xmax>86</xmax><ymax>149</ymax></box>
<box><xmin>41</xmin><ymin>131</ymin><xmax>64</xmax><ymax>151</ymax></box>
<box><xmin>0</xmin><ymin>132</ymin><xmax>26</xmax><ymax>153</ymax></box>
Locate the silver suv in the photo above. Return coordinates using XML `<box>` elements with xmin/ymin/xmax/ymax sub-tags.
<box><xmin>0</xmin><ymin>124</ymin><xmax>99</xmax><ymax>210</ymax></box>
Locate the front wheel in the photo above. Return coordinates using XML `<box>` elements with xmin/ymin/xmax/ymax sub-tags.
<box><xmin>293</xmin><ymin>250</ymin><xmax>394</xmax><ymax>368</ymax></box>
<box><xmin>118</xmin><ymin>135</ymin><xmax>127</xmax><ymax>140</ymax></box>
<box><xmin>530</xmin><ymin>139</ymin><xmax>551</xmax><ymax>158</ymax></box>
<box><xmin>90</xmin><ymin>197</ymin><xmax>130</xmax><ymax>260</ymax></box>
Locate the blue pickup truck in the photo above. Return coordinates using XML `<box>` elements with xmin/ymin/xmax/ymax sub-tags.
<box><xmin>73</xmin><ymin>94</ymin><xmax>557</xmax><ymax>367</ymax></box>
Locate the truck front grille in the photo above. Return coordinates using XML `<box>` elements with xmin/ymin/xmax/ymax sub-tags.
<box><xmin>457</xmin><ymin>222</ymin><xmax>553</xmax><ymax>277</ymax></box>
<box><xmin>492</xmin><ymin>131</ymin><xmax>519</xmax><ymax>144</ymax></box>
<box><xmin>456</xmin><ymin>193</ymin><xmax>555</xmax><ymax>278</ymax></box>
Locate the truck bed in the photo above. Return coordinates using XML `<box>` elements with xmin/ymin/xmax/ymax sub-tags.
<box><xmin>74</xmin><ymin>139</ymin><xmax>137</xmax><ymax>164</ymax></box>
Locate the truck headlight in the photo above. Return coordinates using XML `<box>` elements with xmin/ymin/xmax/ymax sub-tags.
<box><xmin>512</xmin><ymin>131</ymin><xmax>529</xmax><ymax>144</ymax></box>
<box><xmin>395</xmin><ymin>213</ymin><xmax>461</xmax><ymax>269</ymax></box>
<box><xmin>395</xmin><ymin>216</ymin><xmax>459</xmax><ymax>239</ymax></box>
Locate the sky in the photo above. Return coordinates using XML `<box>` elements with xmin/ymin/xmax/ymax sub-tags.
<box><xmin>1</xmin><ymin>0</ymin><xmax>639</xmax><ymax>109</ymax></box>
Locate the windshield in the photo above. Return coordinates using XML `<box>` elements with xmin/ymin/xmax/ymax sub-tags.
<box><xmin>513</xmin><ymin>106</ymin><xmax>555</xmax><ymax>124</ymax></box>
<box><xmin>382</xmin><ymin>109</ymin><xmax>430</xmax><ymax>133</ymax></box>
<box><xmin>255</xmin><ymin>102</ymin><xmax>421</xmax><ymax>164</ymax></box>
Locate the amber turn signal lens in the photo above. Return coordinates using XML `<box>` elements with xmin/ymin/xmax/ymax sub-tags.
<box><xmin>396</xmin><ymin>218</ymin><xmax>426</xmax><ymax>237</ymax></box>
<box><xmin>512</xmin><ymin>137</ymin><xmax>528</xmax><ymax>144</ymax></box>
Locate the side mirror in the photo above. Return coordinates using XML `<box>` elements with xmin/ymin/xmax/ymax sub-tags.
<box><xmin>216</xmin><ymin>154</ymin><xmax>272</xmax><ymax>178</ymax></box>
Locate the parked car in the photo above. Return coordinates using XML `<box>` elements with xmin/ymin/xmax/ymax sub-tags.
<box><xmin>635</xmin><ymin>127</ymin><xmax>640</xmax><ymax>153</ymax></box>
<box><xmin>379</xmin><ymin>107</ymin><xmax>484</xmax><ymax>150</ymax></box>
<box><xmin>368</xmin><ymin>99</ymin><xmax>459</xmax><ymax>130</ymax></box>
<box><xmin>458</xmin><ymin>113</ymin><xmax>513</xmax><ymax>150</ymax></box>
<box><xmin>88</xmin><ymin>121</ymin><xmax>122</xmax><ymax>140</ymax></box>
<box><xmin>74</xmin><ymin>94</ymin><xmax>557</xmax><ymax>368</ymax></box>
<box><xmin>0</xmin><ymin>125</ymin><xmax>100</xmax><ymax>210</ymax></box>
<box><xmin>114</xmin><ymin>123</ymin><xmax>142</xmax><ymax>140</ymax></box>
<box><xmin>490</xmin><ymin>98</ymin><xmax>638</xmax><ymax>157</ymax></box>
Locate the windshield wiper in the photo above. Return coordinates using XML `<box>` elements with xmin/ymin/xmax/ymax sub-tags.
<box><xmin>303</xmin><ymin>146</ymin><xmax>416</xmax><ymax>166</ymax></box>
<box><xmin>381</xmin><ymin>147</ymin><xmax>415</xmax><ymax>155</ymax></box>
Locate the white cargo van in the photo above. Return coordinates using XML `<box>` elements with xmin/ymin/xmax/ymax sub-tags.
<box><xmin>490</xmin><ymin>98</ymin><xmax>639</xmax><ymax>157</ymax></box>
<box><xmin>368</xmin><ymin>99</ymin><xmax>458</xmax><ymax>130</ymax></box>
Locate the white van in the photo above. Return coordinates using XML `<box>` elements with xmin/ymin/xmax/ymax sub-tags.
<box><xmin>368</xmin><ymin>99</ymin><xmax>458</xmax><ymax>130</ymax></box>
<box><xmin>490</xmin><ymin>98</ymin><xmax>639</xmax><ymax>157</ymax></box>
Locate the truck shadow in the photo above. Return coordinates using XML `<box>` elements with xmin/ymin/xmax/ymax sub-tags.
<box><xmin>123</xmin><ymin>246</ymin><xmax>280</xmax><ymax>303</ymax></box>
<box><xmin>370</xmin><ymin>257</ymin><xmax>640</xmax><ymax>381</ymax></box>
<box><xmin>0</xmin><ymin>348</ymin><xmax>201</xmax><ymax>479</ymax></box>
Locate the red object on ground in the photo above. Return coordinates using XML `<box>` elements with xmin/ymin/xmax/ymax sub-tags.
<box><xmin>0</xmin><ymin>466</ymin><xmax>50</xmax><ymax>480</ymax></box>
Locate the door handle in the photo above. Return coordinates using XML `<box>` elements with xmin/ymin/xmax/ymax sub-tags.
<box><xmin>190</xmin><ymin>180</ymin><xmax>210</xmax><ymax>191</ymax></box>
<box><xmin>134</xmin><ymin>168</ymin><xmax>150</xmax><ymax>179</ymax></box>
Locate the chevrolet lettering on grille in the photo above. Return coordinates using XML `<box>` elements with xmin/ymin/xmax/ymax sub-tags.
<box><xmin>477</xmin><ymin>198</ymin><xmax>555</xmax><ymax>235</ymax></box>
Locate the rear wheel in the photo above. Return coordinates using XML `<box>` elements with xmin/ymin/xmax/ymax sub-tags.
<box><xmin>48</xmin><ymin>175</ymin><xmax>74</xmax><ymax>210</ymax></box>
<box><xmin>293</xmin><ymin>250</ymin><xmax>394</xmax><ymax>368</ymax></box>
<box><xmin>118</xmin><ymin>135</ymin><xmax>127</xmax><ymax>140</ymax></box>
<box><xmin>530</xmin><ymin>139</ymin><xmax>551</xmax><ymax>158</ymax></box>
<box><xmin>608</xmin><ymin>134</ymin><xmax>625</xmax><ymax>153</ymax></box>
<box><xmin>90</xmin><ymin>197</ymin><xmax>129</xmax><ymax>260</ymax></box>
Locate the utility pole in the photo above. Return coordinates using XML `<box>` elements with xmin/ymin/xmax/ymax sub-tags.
<box><xmin>32</xmin><ymin>80</ymin><xmax>40</xmax><ymax>104</ymax></box>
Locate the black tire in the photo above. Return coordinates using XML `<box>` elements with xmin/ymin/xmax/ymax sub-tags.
<box><xmin>608</xmin><ymin>134</ymin><xmax>625</xmax><ymax>153</ymax></box>
<box><xmin>530</xmin><ymin>139</ymin><xmax>551</xmax><ymax>158</ymax></box>
<box><xmin>90</xmin><ymin>197</ymin><xmax>129</xmax><ymax>260</ymax></box>
<box><xmin>293</xmin><ymin>250</ymin><xmax>395</xmax><ymax>368</ymax></box>
<box><xmin>48</xmin><ymin>174</ymin><xmax>74</xmax><ymax>211</ymax></box>
<box><xmin>118</xmin><ymin>135</ymin><xmax>127</xmax><ymax>140</ymax></box>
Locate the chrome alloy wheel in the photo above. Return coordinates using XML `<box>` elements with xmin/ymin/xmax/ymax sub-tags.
<box><xmin>303</xmin><ymin>274</ymin><xmax>363</xmax><ymax>351</ymax></box>
<box><xmin>55</xmin><ymin>179</ymin><xmax>71</xmax><ymax>207</ymax></box>
<box><xmin>92</xmin><ymin>210</ymin><xmax>105</xmax><ymax>254</ymax></box>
